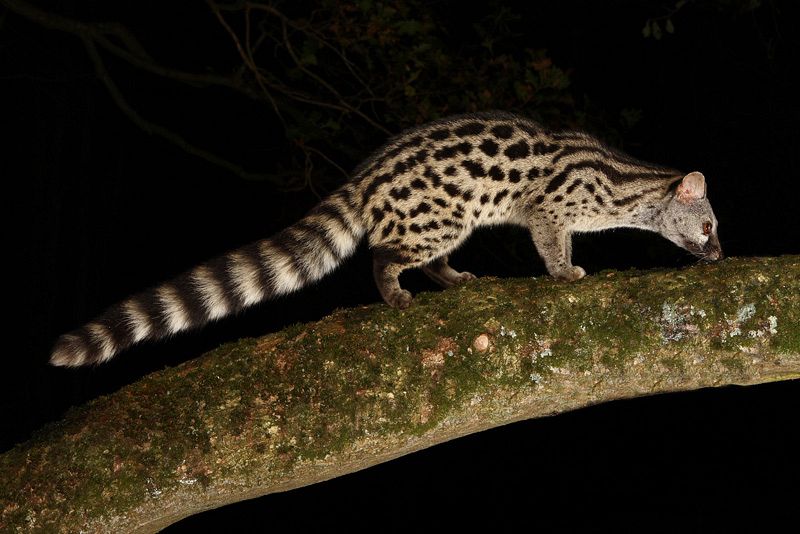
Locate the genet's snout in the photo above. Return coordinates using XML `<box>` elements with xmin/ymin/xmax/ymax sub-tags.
<box><xmin>704</xmin><ymin>233</ymin><xmax>723</xmax><ymax>261</ymax></box>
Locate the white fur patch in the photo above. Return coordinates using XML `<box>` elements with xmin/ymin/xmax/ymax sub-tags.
<box><xmin>193</xmin><ymin>266</ymin><xmax>229</xmax><ymax>320</ymax></box>
<box><xmin>260</xmin><ymin>241</ymin><xmax>303</xmax><ymax>296</ymax></box>
<box><xmin>229</xmin><ymin>252</ymin><xmax>265</xmax><ymax>307</ymax></box>
<box><xmin>292</xmin><ymin>227</ymin><xmax>339</xmax><ymax>280</ymax></box>
<box><xmin>123</xmin><ymin>299</ymin><xmax>152</xmax><ymax>343</ymax></box>
<box><xmin>157</xmin><ymin>285</ymin><xmax>191</xmax><ymax>334</ymax></box>
<box><xmin>87</xmin><ymin>322</ymin><xmax>116</xmax><ymax>362</ymax></box>
<box><xmin>322</xmin><ymin>220</ymin><xmax>357</xmax><ymax>258</ymax></box>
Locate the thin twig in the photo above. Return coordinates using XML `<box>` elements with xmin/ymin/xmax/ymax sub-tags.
<box><xmin>82</xmin><ymin>36</ymin><xmax>281</xmax><ymax>184</ymax></box>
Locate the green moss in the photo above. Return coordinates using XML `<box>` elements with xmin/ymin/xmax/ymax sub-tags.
<box><xmin>720</xmin><ymin>357</ymin><xmax>746</xmax><ymax>373</ymax></box>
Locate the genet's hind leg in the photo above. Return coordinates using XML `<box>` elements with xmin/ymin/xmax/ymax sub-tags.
<box><xmin>373</xmin><ymin>261</ymin><xmax>413</xmax><ymax>309</ymax></box>
<box><xmin>422</xmin><ymin>256</ymin><xmax>477</xmax><ymax>288</ymax></box>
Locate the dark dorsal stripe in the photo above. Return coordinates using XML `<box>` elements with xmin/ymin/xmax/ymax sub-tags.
<box><xmin>545</xmin><ymin>160</ymin><xmax>677</xmax><ymax>194</ymax></box>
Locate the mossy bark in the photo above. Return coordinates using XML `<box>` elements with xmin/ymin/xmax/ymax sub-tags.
<box><xmin>2</xmin><ymin>256</ymin><xmax>799</xmax><ymax>533</ymax></box>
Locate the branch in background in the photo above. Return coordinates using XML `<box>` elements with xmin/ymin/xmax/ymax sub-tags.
<box><xmin>82</xmin><ymin>38</ymin><xmax>282</xmax><ymax>184</ymax></box>
<box><xmin>2</xmin><ymin>0</ymin><xmax>282</xmax><ymax>183</ymax></box>
<box><xmin>1</xmin><ymin>256</ymin><xmax>798</xmax><ymax>532</ymax></box>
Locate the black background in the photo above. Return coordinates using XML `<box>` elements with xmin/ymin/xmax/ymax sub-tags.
<box><xmin>5</xmin><ymin>1</ymin><xmax>799</xmax><ymax>531</ymax></box>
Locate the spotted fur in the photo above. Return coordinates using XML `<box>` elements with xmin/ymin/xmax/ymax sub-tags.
<box><xmin>51</xmin><ymin>111</ymin><xmax>722</xmax><ymax>366</ymax></box>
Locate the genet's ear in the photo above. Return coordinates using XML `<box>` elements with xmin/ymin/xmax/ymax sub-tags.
<box><xmin>675</xmin><ymin>171</ymin><xmax>706</xmax><ymax>203</ymax></box>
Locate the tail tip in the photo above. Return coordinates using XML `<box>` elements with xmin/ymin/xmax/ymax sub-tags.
<box><xmin>50</xmin><ymin>334</ymin><xmax>89</xmax><ymax>367</ymax></box>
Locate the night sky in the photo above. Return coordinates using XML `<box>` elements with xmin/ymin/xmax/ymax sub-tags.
<box><xmin>5</xmin><ymin>1</ymin><xmax>799</xmax><ymax>530</ymax></box>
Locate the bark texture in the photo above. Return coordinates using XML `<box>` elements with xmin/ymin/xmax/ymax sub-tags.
<box><xmin>2</xmin><ymin>256</ymin><xmax>799</xmax><ymax>533</ymax></box>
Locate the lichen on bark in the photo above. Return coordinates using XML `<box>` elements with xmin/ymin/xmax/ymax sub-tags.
<box><xmin>1</xmin><ymin>256</ymin><xmax>798</xmax><ymax>533</ymax></box>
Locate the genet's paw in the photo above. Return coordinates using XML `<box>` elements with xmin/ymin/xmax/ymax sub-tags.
<box><xmin>555</xmin><ymin>266</ymin><xmax>586</xmax><ymax>282</ymax></box>
<box><xmin>455</xmin><ymin>271</ymin><xmax>477</xmax><ymax>284</ymax></box>
<box><xmin>386</xmin><ymin>289</ymin><xmax>413</xmax><ymax>309</ymax></box>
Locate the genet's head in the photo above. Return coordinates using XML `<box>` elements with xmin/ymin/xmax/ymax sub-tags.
<box><xmin>661</xmin><ymin>172</ymin><xmax>723</xmax><ymax>261</ymax></box>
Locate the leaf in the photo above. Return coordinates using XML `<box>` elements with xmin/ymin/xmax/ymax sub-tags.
<box><xmin>642</xmin><ymin>21</ymin><xmax>651</xmax><ymax>38</ymax></box>
<box><xmin>666</xmin><ymin>18</ymin><xmax>675</xmax><ymax>34</ymax></box>
<box><xmin>652</xmin><ymin>21</ymin><xmax>662</xmax><ymax>40</ymax></box>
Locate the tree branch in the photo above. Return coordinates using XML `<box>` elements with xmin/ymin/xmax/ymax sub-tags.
<box><xmin>2</xmin><ymin>0</ymin><xmax>284</xmax><ymax>183</ymax></box>
<box><xmin>2</xmin><ymin>256</ymin><xmax>798</xmax><ymax>532</ymax></box>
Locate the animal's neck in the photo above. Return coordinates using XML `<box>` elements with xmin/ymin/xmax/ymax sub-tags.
<box><xmin>603</xmin><ymin>176</ymin><xmax>677</xmax><ymax>232</ymax></box>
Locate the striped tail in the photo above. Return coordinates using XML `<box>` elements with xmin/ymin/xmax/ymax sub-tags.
<box><xmin>50</xmin><ymin>189</ymin><xmax>365</xmax><ymax>367</ymax></box>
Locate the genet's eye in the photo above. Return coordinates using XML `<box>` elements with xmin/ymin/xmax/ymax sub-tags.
<box><xmin>702</xmin><ymin>221</ymin><xmax>712</xmax><ymax>236</ymax></box>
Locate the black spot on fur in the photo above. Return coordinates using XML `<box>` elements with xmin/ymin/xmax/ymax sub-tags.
<box><xmin>595</xmin><ymin>195</ymin><xmax>605</xmax><ymax>206</ymax></box>
<box><xmin>393</xmin><ymin>161</ymin><xmax>408</xmax><ymax>174</ymax></box>
<box><xmin>424</xmin><ymin>166</ymin><xmax>443</xmax><ymax>187</ymax></box>
<box><xmin>410</xmin><ymin>178</ymin><xmax>428</xmax><ymax>190</ymax></box>
<box><xmin>488</xmin><ymin>165</ymin><xmax>505</xmax><ymax>181</ymax></box>
<box><xmin>509</xmin><ymin>169</ymin><xmax>521</xmax><ymax>183</ymax></box>
<box><xmin>455</xmin><ymin>122</ymin><xmax>486</xmax><ymax>136</ymax></box>
<box><xmin>371</xmin><ymin>207</ymin><xmax>385</xmax><ymax>223</ymax></box>
<box><xmin>584</xmin><ymin>183</ymin><xmax>596</xmax><ymax>194</ymax></box>
<box><xmin>490</xmin><ymin>124</ymin><xmax>514</xmax><ymax>139</ymax></box>
<box><xmin>566</xmin><ymin>201</ymin><xmax>576</xmax><ymax>207</ymax></box>
<box><xmin>493</xmin><ymin>190</ymin><xmax>509</xmax><ymax>205</ymax></box>
<box><xmin>566</xmin><ymin>179</ymin><xmax>582</xmax><ymax>194</ymax></box>
<box><xmin>553</xmin><ymin>195</ymin><xmax>563</xmax><ymax>202</ymax></box>
<box><xmin>389</xmin><ymin>187</ymin><xmax>411</xmax><ymax>200</ymax></box>
<box><xmin>532</xmin><ymin>142</ymin><xmax>559</xmax><ymax>155</ymax></box>
<box><xmin>511</xmin><ymin>191</ymin><xmax>522</xmax><ymax>199</ymax></box>
<box><xmin>444</xmin><ymin>165</ymin><xmax>457</xmax><ymax>176</ymax></box>
<box><xmin>429</xmin><ymin>128</ymin><xmax>451</xmax><ymax>141</ymax></box>
<box><xmin>397</xmin><ymin>224</ymin><xmax>406</xmax><ymax>235</ymax></box>
<box><xmin>410</xmin><ymin>202</ymin><xmax>432</xmax><ymax>217</ymax></box>
<box><xmin>433</xmin><ymin>141</ymin><xmax>472</xmax><ymax>161</ymax></box>
<box><xmin>362</xmin><ymin>173</ymin><xmax>393</xmax><ymax>203</ymax></box>
<box><xmin>443</xmin><ymin>183</ymin><xmax>461</xmax><ymax>197</ymax></box>
<box><xmin>534</xmin><ymin>195</ymin><xmax>545</xmax><ymax>204</ymax></box>
<box><xmin>526</xmin><ymin>168</ymin><xmax>540</xmax><ymax>180</ymax></box>
<box><xmin>381</xmin><ymin>221</ymin><xmax>396</xmax><ymax>238</ymax></box>
<box><xmin>461</xmin><ymin>160</ymin><xmax>487</xmax><ymax>178</ymax></box>
<box><xmin>433</xmin><ymin>198</ymin><xmax>448</xmax><ymax>208</ymax></box>
<box><xmin>473</xmin><ymin>209</ymin><xmax>482</xmax><ymax>218</ymax></box>
<box><xmin>480</xmin><ymin>193</ymin><xmax>490</xmax><ymax>204</ymax></box>
<box><xmin>504</xmin><ymin>140</ymin><xmax>530</xmax><ymax>160</ymax></box>
<box><xmin>423</xmin><ymin>220</ymin><xmax>440</xmax><ymax>231</ymax></box>
<box><xmin>479</xmin><ymin>139</ymin><xmax>499</xmax><ymax>156</ymax></box>
<box><xmin>462</xmin><ymin>190</ymin><xmax>474</xmax><ymax>202</ymax></box>
<box><xmin>395</xmin><ymin>209</ymin><xmax>406</xmax><ymax>219</ymax></box>
<box><xmin>413</xmin><ymin>149</ymin><xmax>429</xmax><ymax>164</ymax></box>
<box><xmin>410</xmin><ymin>223</ymin><xmax>422</xmax><ymax>233</ymax></box>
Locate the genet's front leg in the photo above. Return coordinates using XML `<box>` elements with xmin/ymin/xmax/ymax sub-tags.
<box><xmin>529</xmin><ymin>222</ymin><xmax>585</xmax><ymax>282</ymax></box>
